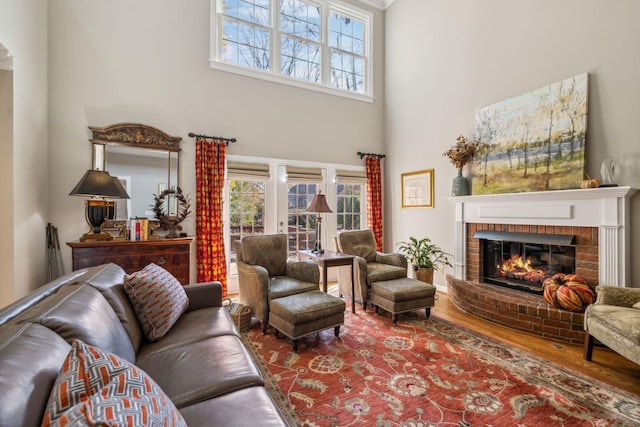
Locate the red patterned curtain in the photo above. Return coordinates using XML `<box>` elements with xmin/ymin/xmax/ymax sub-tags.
<box><xmin>196</xmin><ymin>138</ymin><xmax>228</xmax><ymax>294</ymax></box>
<box><xmin>366</xmin><ymin>156</ymin><xmax>383</xmax><ymax>251</ymax></box>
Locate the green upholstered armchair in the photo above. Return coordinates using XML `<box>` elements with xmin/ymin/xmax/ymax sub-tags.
<box><xmin>583</xmin><ymin>286</ymin><xmax>640</xmax><ymax>365</ymax></box>
<box><xmin>334</xmin><ymin>229</ymin><xmax>407</xmax><ymax>310</ymax></box>
<box><xmin>236</xmin><ymin>234</ymin><xmax>319</xmax><ymax>334</ymax></box>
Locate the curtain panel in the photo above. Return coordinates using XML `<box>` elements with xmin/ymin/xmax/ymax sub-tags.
<box><xmin>196</xmin><ymin>139</ymin><xmax>228</xmax><ymax>293</ymax></box>
<box><xmin>366</xmin><ymin>157</ymin><xmax>383</xmax><ymax>251</ymax></box>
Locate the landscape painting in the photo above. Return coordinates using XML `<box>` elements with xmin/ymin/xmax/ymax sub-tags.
<box><xmin>471</xmin><ymin>73</ymin><xmax>588</xmax><ymax>195</ymax></box>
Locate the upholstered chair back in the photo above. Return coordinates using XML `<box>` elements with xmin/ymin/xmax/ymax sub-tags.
<box><xmin>239</xmin><ymin>234</ymin><xmax>288</xmax><ymax>277</ymax></box>
<box><xmin>335</xmin><ymin>229</ymin><xmax>377</xmax><ymax>263</ymax></box>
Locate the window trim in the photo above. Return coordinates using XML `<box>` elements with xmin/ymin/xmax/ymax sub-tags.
<box><xmin>210</xmin><ymin>0</ymin><xmax>374</xmax><ymax>103</ymax></box>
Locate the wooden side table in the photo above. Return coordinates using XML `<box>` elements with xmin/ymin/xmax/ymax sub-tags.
<box><xmin>298</xmin><ymin>249</ymin><xmax>356</xmax><ymax>313</ymax></box>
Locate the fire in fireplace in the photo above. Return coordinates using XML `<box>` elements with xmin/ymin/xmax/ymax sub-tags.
<box><xmin>476</xmin><ymin>231</ymin><xmax>576</xmax><ymax>295</ymax></box>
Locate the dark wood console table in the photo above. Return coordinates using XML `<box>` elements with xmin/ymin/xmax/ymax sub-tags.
<box><xmin>298</xmin><ymin>249</ymin><xmax>355</xmax><ymax>313</ymax></box>
<box><xmin>67</xmin><ymin>238</ymin><xmax>193</xmax><ymax>285</ymax></box>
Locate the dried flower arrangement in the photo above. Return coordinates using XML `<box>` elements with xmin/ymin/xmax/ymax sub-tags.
<box><xmin>443</xmin><ymin>135</ymin><xmax>479</xmax><ymax>170</ymax></box>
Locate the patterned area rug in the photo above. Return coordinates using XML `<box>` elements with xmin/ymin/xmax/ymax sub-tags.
<box><xmin>242</xmin><ymin>304</ymin><xmax>640</xmax><ymax>426</ymax></box>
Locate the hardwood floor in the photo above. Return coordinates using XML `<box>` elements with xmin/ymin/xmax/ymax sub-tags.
<box><xmin>432</xmin><ymin>290</ymin><xmax>640</xmax><ymax>396</ymax></box>
<box><xmin>230</xmin><ymin>287</ymin><xmax>640</xmax><ymax>396</ymax></box>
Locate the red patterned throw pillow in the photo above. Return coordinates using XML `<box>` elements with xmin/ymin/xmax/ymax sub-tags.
<box><xmin>41</xmin><ymin>340</ymin><xmax>186</xmax><ymax>427</ymax></box>
<box><xmin>124</xmin><ymin>263</ymin><xmax>189</xmax><ymax>341</ymax></box>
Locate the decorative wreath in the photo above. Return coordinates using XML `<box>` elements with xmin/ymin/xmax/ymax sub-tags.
<box><xmin>542</xmin><ymin>273</ymin><xmax>595</xmax><ymax>312</ymax></box>
<box><xmin>152</xmin><ymin>187</ymin><xmax>191</xmax><ymax>238</ymax></box>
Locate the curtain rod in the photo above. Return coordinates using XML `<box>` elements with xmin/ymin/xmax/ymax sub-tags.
<box><xmin>188</xmin><ymin>132</ymin><xmax>237</xmax><ymax>146</ymax></box>
<box><xmin>357</xmin><ymin>151</ymin><xmax>386</xmax><ymax>159</ymax></box>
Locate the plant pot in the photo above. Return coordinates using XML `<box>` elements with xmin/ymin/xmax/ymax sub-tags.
<box><xmin>451</xmin><ymin>169</ymin><xmax>470</xmax><ymax>196</ymax></box>
<box><xmin>415</xmin><ymin>267</ymin><xmax>434</xmax><ymax>284</ymax></box>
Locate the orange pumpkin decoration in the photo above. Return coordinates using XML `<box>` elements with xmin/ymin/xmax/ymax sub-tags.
<box><xmin>580</xmin><ymin>174</ymin><xmax>600</xmax><ymax>189</ymax></box>
<box><xmin>542</xmin><ymin>273</ymin><xmax>595</xmax><ymax>312</ymax></box>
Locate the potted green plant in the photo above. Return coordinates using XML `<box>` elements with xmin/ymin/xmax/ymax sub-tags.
<box><xmin>397</xmin><ymin>237</ymin><xmax>453</xmax><ymax>284</ymax></box>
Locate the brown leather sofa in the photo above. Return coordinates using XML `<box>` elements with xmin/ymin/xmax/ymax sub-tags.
<box><xmin>0</xmin><ymin>263</ymin><xmax>289</xmax><ymax>427</ymax></box>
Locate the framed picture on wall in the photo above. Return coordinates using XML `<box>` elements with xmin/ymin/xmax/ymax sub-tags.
<box><xmin>401</xmin><ymin>169</ymin><xmax>434</xmax><ymax>208</ymax></box>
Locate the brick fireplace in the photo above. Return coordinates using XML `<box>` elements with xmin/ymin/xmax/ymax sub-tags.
<box><xmin>446</xmin><ymin>186</ymin><xmax>635</xmax><ymax>344</ymax></box>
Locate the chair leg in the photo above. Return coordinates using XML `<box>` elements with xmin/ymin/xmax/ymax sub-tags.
<box><xmin>293</xmin><ymin>339</ymin><xmax>299</xmax><ymax>352</ymax></box>
<box><xmin>274</xmin><ymin>329</ymin><xmax>280</xmax><ymax>338</ymax></box>
<box><xmin>362</xmin><ymin>301</ymin><xmax>367</xmax><ymax>311</ymax></box>
<box><xmin>583</xmin><ymin>331</ymin><xmax>594</xmax><ymax>361</ymax></box>
<box><xmin>334</xmin><ymin>325</ymin><xmax>340</xmax><ymax>337</ymax></box>
<box><xmin>392</xmin><ymin>314</ymin><xmax>398</xmax><ymax>325</ymax></box>
<box><xmin>425</xmin><ymin>307</ymin><xmax>431</xmax><ymax>319</ymax></box>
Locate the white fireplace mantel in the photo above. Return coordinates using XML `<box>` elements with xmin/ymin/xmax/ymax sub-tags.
<box><xmin>448</xmin><ymin>186</ymin><xmax>637</xmax><ymax>287</ymax></box>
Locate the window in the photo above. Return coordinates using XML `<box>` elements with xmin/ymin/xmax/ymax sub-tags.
<box><xmin>212</xmin><ymin>0</ymin><xmax>373</xmax><ymax>101</ymax></box>
<box><xmin>228</xmin><ymin>180</ymin><xmax>266</xmax><ymax>276</ymax></box>
<box><xmin>287</xmin><ymin>183</ymin><xmax>317</xmax><ymax>258</ymax></box>
<box><xmin>336</xmin><ymin>183</ymin><xmax>362</xmax><ymax>231</ymax></box>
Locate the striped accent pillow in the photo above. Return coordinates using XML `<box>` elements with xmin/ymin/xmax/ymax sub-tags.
<box><xmin>41</xmin><ymin>340</ymin><xmax>186</xmax><ymax>427</ymax></box>
<box><xmin>124</xmin><ymin>263</ymin><xmax>189</xmax><ymax>341</ymax></box>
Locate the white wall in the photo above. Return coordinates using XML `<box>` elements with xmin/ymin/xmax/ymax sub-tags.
<box><xmin>0</xmin><ymin>0</ymin><xmax>49</xmax><ymax>305</ymax></box>
<box><xmin>47</xmin><ymin>0</ymin><xmax>386</xmax><ymax>277</ymax></box>
<box><xmin>385</xmin><ymin>0</ymin><xmax>640</xmax><ymax>288</ymax></box>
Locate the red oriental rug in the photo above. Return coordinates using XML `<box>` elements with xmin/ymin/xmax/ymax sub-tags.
<box><xmin>241</xmin><ymin>302</ymin><xmax>640</xmax><ymax>426</ymax></box>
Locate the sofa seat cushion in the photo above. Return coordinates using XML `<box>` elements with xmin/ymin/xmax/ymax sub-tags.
<box><xmin>136</xmin><ymin>307</ymin><xmax>239</xmax><ymax>360</ymax></box>
<box><xmin>42</xmin><ymin>340</ymin><xmax>186</xmax><ymax>427</ymax></box>
<box><xmin>135</xmin><ymin>335</ymin><xmax>264</xmax><ymax>408</ymax></box>
<box><xmin>366</xmin><ymin>262</ymin><xmax>407</xmax><ymax>285</ymax></box>
<box><xmin>125</xmin><ymin>263</ymin><xmax>189</xmax><ymax>341</ymax></box>
<box><xmin>586</xmin><ymin>305</ymin><xmax>640</xmax><ymax>344</ymax></box>
<box><xmin>179</xmin><ymin>386</ymin><xmax>288</xmax><ymax>427</ymax></box>
<box><xmin>13</xmin><ymin>283</ymin><xmax>136</xmax><ymax>363</ymax></box>
<box><xmin>0</xmin><ymin>323</ymin><xmax>71</xmax><ymax>427</ymax></box>
<box><xmin>268</xmin><ymin>276</ymin><xmax>318</xmax><ymax>300</ymax></box>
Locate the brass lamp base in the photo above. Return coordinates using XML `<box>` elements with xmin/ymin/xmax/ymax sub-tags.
<box><xmin>79</xmin><ymin>199</ymin><xmax>113</xmax><ymax>242</ymax></box>
<box><xmin>80</xmin><ymin>230</ymin><xmax>113</xmax><ymax>242</ymax></box>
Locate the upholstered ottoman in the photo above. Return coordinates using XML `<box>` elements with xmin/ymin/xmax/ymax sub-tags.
<box><xmin>369</xmin><ymin>277</ymin><xmax>436</xmax><ymax>324</ymax></box>
<box><xmin>269</xmin><ymin>290</ymin><xmax>345</xmax><ymax>352</ymax></box>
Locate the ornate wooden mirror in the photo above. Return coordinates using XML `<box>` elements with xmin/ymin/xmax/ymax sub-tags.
<box><xmin>90</xmin><ymin>123</ymin><xmax>182</xmax><ymax>235</ymax></box>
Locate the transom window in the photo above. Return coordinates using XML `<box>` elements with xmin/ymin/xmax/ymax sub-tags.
<box><xmin>212</xmin><ymin>0</ymin><xmax>373</xmax><ymax>101</ymax></box>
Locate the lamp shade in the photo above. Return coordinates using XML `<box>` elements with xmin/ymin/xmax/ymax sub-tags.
<box><xmin>306</xmin><ymin>193</ymin><xmax>333</xmax><ymax>213</ymax></box>
<box><xmin>69</xmin><ymin>170</ymin><xmax>122</xmax><ymax>198</ymax></box>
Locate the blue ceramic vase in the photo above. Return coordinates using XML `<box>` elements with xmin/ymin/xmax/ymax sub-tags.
<box><xmin>451</xmin><ymin>169</ymin><xmax>470</xmax><ymax>196</ymax></box>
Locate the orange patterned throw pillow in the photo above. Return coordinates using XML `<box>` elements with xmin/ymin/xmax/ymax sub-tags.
<box><xmin>124</xmin><ymin>263</ymin><xmax>189</xmax><ymax>341</ymax></box>
<box><xmin>41</xmin><ymin>340</ymin><xmax>186</xmax><ymax>427</ymax></box>
<box><xmin>542</xmin><ymin>273</ymin><xmax>595</xmax><ymax>312</ymax></box>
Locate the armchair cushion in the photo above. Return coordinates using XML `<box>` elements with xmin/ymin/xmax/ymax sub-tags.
<box><xmin>367</xmin><ymin>263</ymin><xmax>407</xmax><ymax>285</ymax></box>
<box><xmin>241</xmin><ymin>234</ymin><xmax>288</xmax><ymax>277</ymax></box>
<box><xmin>269</xmin><ymin>276</ymin><xmax>318</xmax><ymax>300</ymax></box>
<box><xmin>336</xmin><ymin>229</ymin><xmax>377</xmax><ymax>263</ymax></box>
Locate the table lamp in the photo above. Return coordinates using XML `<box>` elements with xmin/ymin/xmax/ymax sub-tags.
<box><xmin>306</xmin><ymin>192</ymin><xmax>333</xmax><ymax>253</ymax></box>
<box><xmin>69</xmin><ymin>170</ymin><xmax>128</xmax><ymax>241</ymax></box>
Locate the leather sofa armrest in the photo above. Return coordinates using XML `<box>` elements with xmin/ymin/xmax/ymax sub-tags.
<box><xmin>184</xmin><ymin>282</ymin><xmax>223</xmax><ymax>312</ymax></box>
<box><xmin>286</xmin><ymin>260</ymin><xmax>320</xmax><ymax>285</ymax></box>
<box><xmin>594</xmin><ymin>286</ymin><xmax>640</xmax><ymax>307</ymax></box>
<box><xmin>375</xmin><ymin>252</ymin><xmax>408</xmax><ymax>269</ymax></box>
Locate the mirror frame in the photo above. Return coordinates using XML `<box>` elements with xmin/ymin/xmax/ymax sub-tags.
<box><xmin>90</xmin><ymin>123</ymin><xmax>182</xmax><ymax>234</ymax></box>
